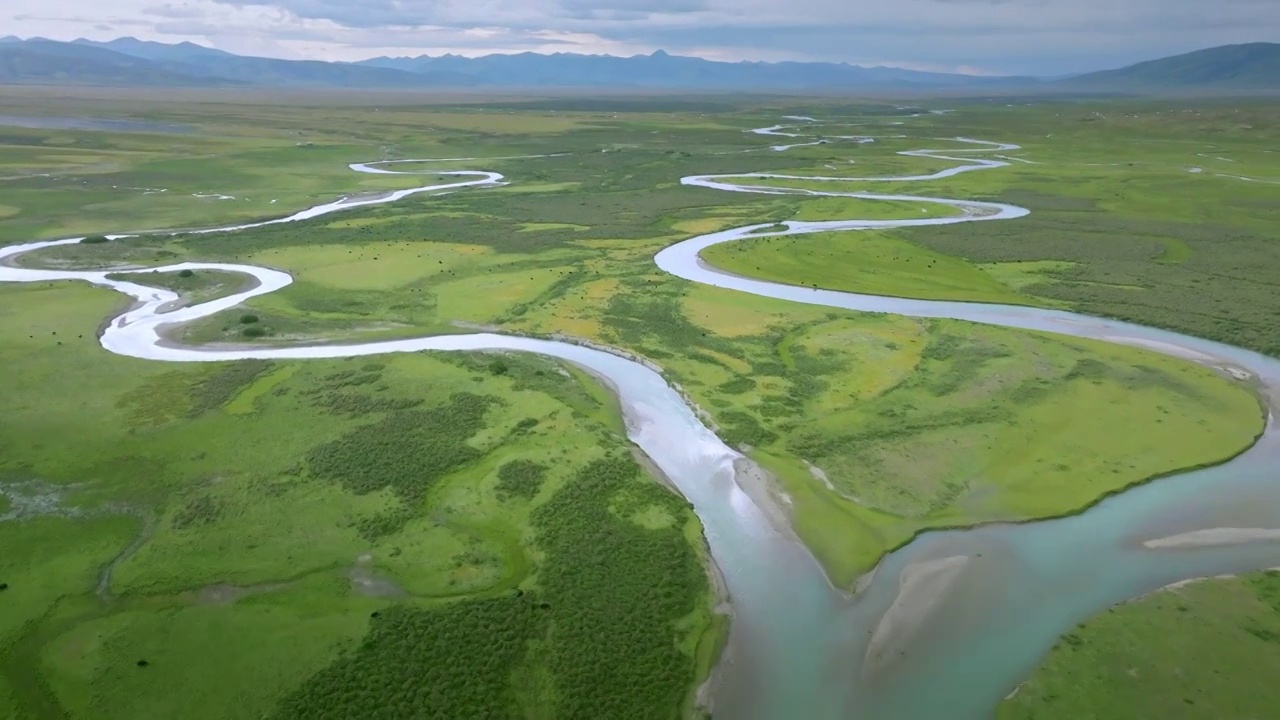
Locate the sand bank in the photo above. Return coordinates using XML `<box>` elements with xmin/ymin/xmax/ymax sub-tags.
<box><xmin>864</xmin><ymin>555</ymin><xmax>970</xmax><ymax>676</ymax></box>
<box><xmin>1143</xmin><ymin>527</ymin><xmax>1280</xmax><ymax>549</ymax></box>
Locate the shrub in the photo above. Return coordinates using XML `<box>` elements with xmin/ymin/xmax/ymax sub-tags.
<box><xmin>177</xmin><ymin>269</ymin><xmax>194</xmax><ymax>278</ymax></box>
<box><xmin>241</xmin><ymin>326</ymin><xmax>266</xmax><ymax>338</ymax></box>
<box><xmin>495</xmin><ymin>460</ymin><xmax>548</xmax><ymax>500</ymax></box>
<box><xmin>80</xmin><ymin>235</ymin><xmax>109</xmax><ymax>244</ymax></box>
<box><xmin>240</xmin><ymin>314</ymin><xmax>260</xmax><ymax>324</ymax></box>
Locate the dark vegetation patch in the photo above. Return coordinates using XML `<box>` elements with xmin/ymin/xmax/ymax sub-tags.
<box><xmin>444</xmin><ymin>353</ymin><xmax>604</xmax><ymax>422</ymax></box>
<box><xmin>900</xmin><ymin>210</ymin><xmax>1280</xmax><ymax>356</ymax></box>
<box><xmin>311</xmin><ymin>393</ymin><xmax>425</xmax><ymax>417</ymax></box>
<box><xmin>494</xmin><ymin>460</ymin><xmax>548</xmax><ymax>501</ymax></box>
<box><xmin>1248</xmin><ymin>570</ymin><xmax>1280</xmax><ymax>615</ymax></box>
<box><xmin>274</xmin><ymin>455</ymin><xmax>705</xmax><ymax>719</ymax></box>
<box><xmin>356</xmin><ymin>508</ymin><xmax>414</xmax><ymax>542</ymax></box>
<box><xmin>306</xmin><ymin>392</ymin><xmax>497</xmax><ymax>503</ymax></box>
<box><xmin>271</xmin><ymin>597</ymin><xmax>542</xmax><ymax>720</ymax></box>
<box><xmin>186</xmin><ymin>360</ymin><xmax>273</xmax><ymax>417</ymax></box>
<box><xmin>716</xmin><ymin>376</ymin><xmax>757</xmax><ymax>394</ymax></box>
<box><xmin>530</xmin><ymin>456</ymin><xmax>706</xmax><ymax>719</ymax></box>
<box><xmin>601</xmin><ymin>280</ymin><xmax>781</xmax><ymax>383</ymax></box>
<box><xmin>299</xmin><ymin>365</ymin><xmax>427</xmax><ymax>416</ymax></box>
<box><xmin>919</xmin><ymin>333</ymin><xmax>1012</xmax><ymax>396</ymax></box>
<box><xmin>717</xmin><ymin>410</ymin><xmax>779</xmax><ymax>448</ymax></box>
<box><xmin>170</xmin><ymin>495</ymin><xmax>223</xmax><ymax>530</ymax></box>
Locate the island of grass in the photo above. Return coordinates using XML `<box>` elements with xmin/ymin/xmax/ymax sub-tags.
<box><xmin>1000</xmin><ymin>571</ymin><xmax>1280</xmax><ymax>720</ymax></box>
<box><xmin>106</xmin><ymin>268</ymin><xmax>253</xmax><ymax>311</ymax></box>
<box><xmin>0</xmin><ymin>281</ymin><xmax>724</xmax><ymax>720</ymax></box>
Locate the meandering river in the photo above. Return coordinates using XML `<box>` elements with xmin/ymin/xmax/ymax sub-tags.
<box><xmin>2</xmin><ymin>122</ymin><xmax>1277</xmax><ymax>720</ymax></box>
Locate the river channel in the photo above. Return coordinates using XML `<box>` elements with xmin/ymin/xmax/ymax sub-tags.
<box><xmin>1</xmin><ymin>120</ymin><xmax>1277</xmax><ymax>720</ymax></box>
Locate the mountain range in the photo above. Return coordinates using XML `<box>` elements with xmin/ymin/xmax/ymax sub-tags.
<box><xmin>0</xmin><ymin>36</ymin><xmax>1275</xmax><ymax>93</ymax></box>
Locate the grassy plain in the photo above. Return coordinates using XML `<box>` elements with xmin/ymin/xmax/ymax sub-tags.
<box><xmin>0</xmin><ymin>280</ymin><xmax>719</xmax><ymax>720</ymax></box>
<box><xmin>1000</xmin><ymin>571</ymin><xmax>1280</xmax><ymax>720</ymax></box>
<box><xmin>701</xmin><ymin>230</ymin><xmax>1041</xmax><ymax>305</ymax></box>
<box><xmin>0</xmin><ymin>90</ymin><xmax>1274</xmax><ymax>716</ymax></box>
<box><xmin>697</xmin><ymin>102</ymin><xmax>1280</xmax><ymax>356</ymax></box>
<box><xmin>3</xmin><ymin>93</ymin><xmax>1267</xmax><ymax>582</ymax></box>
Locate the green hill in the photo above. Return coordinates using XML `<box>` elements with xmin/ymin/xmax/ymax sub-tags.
<box><xmin>1063</xmin><ymin>42</ymin><xmax>1279</xmax><ymax>91</ymax></box>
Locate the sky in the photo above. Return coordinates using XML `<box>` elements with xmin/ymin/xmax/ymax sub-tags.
<box><xmin>7</xmin><ymin>0</ymin><xmax>1278</xmax><ymax>76</ymax></box>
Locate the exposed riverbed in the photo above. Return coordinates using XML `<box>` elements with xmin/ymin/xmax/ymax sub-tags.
<box><xmin>2</xmin><ymin>119</ymin><xmax>1278</xmax><ymax>720</ymax></box>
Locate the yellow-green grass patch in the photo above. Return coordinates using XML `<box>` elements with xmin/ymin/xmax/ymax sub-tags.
<box><xmin>699</xmin><ymin>319</ymin><xmax>1265</xmax><ymax>587</ymax></box>
<box><xmin>435</xmin><ymin>266</ymin><xmax>569</xmax><ymax>323</ymax></box>
<box><xmin>249</xmin><ymin>241</ymin><xmax>489</xmax><ymax>290</ymax></box>
<box><xmin>681</xmin><ymin>284</ymin><xmax>829</xmax><ymax>337</ymax></box>
<box><xmin>791</xmin><ymin>196</ymin><xmax>961</xmax><ymax>222</ymax></box>
<box><xmin>977</xmin><ymin>260</ymin><xmax>1076</xmax><ymax>294</ymax></box>
<box><xmin>701</xmin><ymin>230</ymin><xmax>1035</xmax><ymax>305</ymax></box>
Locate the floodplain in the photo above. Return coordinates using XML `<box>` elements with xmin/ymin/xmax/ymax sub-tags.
<box><xmin>1</xmin><ymin>87</ymin><xmax>1277</xmax><ymax>719</ymax></box>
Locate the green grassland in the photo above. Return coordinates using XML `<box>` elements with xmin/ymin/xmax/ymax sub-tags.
<box><xmin>697</xmin><ymin>101</ymin><xmax>1280</xmax><ymax>356</ymax></box>
<box><xmin>105</xmin><ymin>268</ymin><xmax>251</xmax><ymax>309</ymax></box>
<box><xmin>1</xmin><ymin>92</ymin><xmax>1274</xmax><ymax>715</ymax></box>
<box><xmin>5</xmin><ymin>94</ymin><xmax>1267</xmax><ymax>587</ymax></box>
<box><xmin>0</xmin><ymin>280</ymin><xmax>721</xmax><ymax>720</ymax></box>
<box><xmin>701</xmin><ymin>230</ymin><xmax>1041</xmax><ymax>306</ymax></box>
<box><xmin>999</xmin><ymin>571</ymin><xmax>1280</xmax><ymax>720</ymax></box>
<box><xmin>512</xmin><ymin>274</ymin><xmax>1261</xmax><ymax>584</ymax></box>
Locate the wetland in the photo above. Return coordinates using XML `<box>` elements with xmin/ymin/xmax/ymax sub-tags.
<box><xmin>1</xmin><ymin>90</ymin><xmax>1278</xmax><ymax>719</ymax></box>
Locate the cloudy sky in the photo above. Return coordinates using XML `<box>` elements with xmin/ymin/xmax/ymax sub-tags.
<box><xmin>8</xmin><ymin>0</ymin><xmax>1278</xmax><ymax>75</ymax></box>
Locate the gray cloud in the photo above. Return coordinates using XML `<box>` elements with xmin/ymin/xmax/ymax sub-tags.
<box><xmin>145</xmin><ymin>3</ymin><xmax>207</xmax><ymax>19</ymax></box>
<box><xmin>7</xmin><ymin>0</ymin><xmax>1278</xmax><ymax>74</ymax></box>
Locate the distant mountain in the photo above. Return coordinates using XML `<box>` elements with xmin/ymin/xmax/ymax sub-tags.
<box><xmin>1061</xmin><ymin>42</ymin><xmax>1279</xmax><ymax>91</ymax></box>
<box><xmin>0</xmin><ymin>40</ymin><xmax>233</xmax><ymax>86</ymax></box>
<box><xmin>0</xmin><ymin>37</ymin><xmax>1016</xmax><ymax>90</ymax></box>
<box><xmin>0</xmin><ymin>38</ymin><xmax>478</xmax><ymax>88</ymax></box>
<box><xmin>1</xmin><ymin>36</ymin><xmax>1275</xmax><ymax>92</ymax></box>
<box><xmin>73</xmin><ymin>36</ymin><xmax>240</xmax><ymax>63</ymax></box>
<box><xmin>358</xmin><ymin>49</ymin><xmax>1021</xmax><ymax>90</ymax></box>
<box><xmin>69</xmin><ymin>37</ymin><xmax>479</xmax><ymax>88</ymax></box>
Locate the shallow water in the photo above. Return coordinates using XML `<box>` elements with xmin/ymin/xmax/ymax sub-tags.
<box><xmin>1</xmin><ymin>120</ymin><xmax>1277</xmax><ymax>719</ymax></box>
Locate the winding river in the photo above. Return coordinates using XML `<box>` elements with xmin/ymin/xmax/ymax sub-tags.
<box><xmin>2</xmin><ymin>120</ymin><xmax>1279</xmax><ymax>720</ymax></box>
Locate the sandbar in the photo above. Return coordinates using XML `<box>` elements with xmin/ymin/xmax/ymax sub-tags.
<box><xmin>1143</xmin><ymin>527</ymin><xmax>1280</xmax><ymax>549</ymax></box>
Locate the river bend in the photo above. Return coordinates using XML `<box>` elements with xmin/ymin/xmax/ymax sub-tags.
<box><xmin>1</xmin><ymin>122</ymin><xmax>1278</xmax><ymax>720</ymax></box>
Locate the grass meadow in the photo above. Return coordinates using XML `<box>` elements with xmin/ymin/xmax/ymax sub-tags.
<box><xmin>1</xmin><ymin>89</ymin><xmax>1274</xmax><ymax>718</ymax></box>
<box><xmin>0</xmin><ymin>280</ymin><xmax>721</xmax><ymax>720</ymax></box>
<box><xmin>999</xmin><ymin>571</ymin><xmax>1280</xmax><ymax>720</ymax></box>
